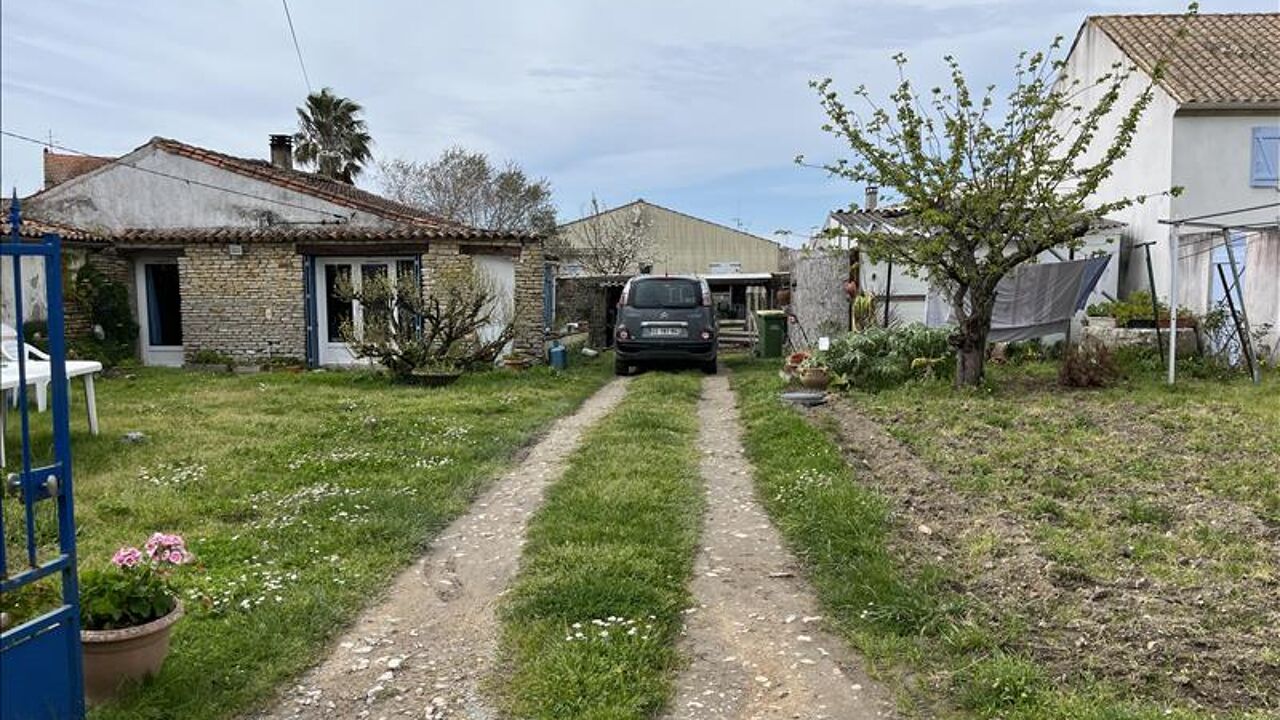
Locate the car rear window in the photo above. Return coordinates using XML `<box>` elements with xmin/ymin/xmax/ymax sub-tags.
<box><xmin>630</xmin><ymin>279</ymin><xmax>701</xmax><ymax>308</ymax></box>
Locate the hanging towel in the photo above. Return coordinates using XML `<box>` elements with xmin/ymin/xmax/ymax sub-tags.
<box><xmin>986</xmin><ymin>256</ymin><xmax>1111</xmax><ymax>342</ymax></box>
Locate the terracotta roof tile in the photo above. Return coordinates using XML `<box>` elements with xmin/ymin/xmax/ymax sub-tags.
<box><xmin>110</xmin><ymin>224</ymin><xmax>536</xmax><ymax>244</ymax></box>
<box><xmin>43</xmin><ymin>151</ymin><xmax>113</xmax><ymax>188</ymax></box>
<box><xmin>1089</xmin><ymin>13</ymin><xmax>1280</xmax><ymax>105</ymax></box>
<box><xmin>147</xmin><ymin>137</ymin><xmax>462</xmax><ymax>229</ymax></box>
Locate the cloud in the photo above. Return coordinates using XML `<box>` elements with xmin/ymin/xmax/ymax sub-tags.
<box><xmin>3</xmin><ymin>0</ymin><xmax>1274</xmax><ymax>235</ymax></box>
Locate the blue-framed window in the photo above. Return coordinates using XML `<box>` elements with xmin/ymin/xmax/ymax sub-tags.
<box><xmin>1252</xmin><ymin>126</ymin><xmax>1280</xmax><ymax>187</ymax></box>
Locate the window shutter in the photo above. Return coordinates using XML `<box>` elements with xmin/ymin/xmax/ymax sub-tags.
<box><xmin>1252</xmin><ymin>126</ymin><xmax>1280</xmax><ymax>187</ymax></box>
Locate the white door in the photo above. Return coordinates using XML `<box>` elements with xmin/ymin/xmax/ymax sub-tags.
<box><xmin>314</xmin><ymin>257</ymin><xmax>416</xmax><ymax>366</ymax></box>
<box><xmin>473</xmin><ymin>254</ymin><xmax>516</xmax><ymax>360</ymax></box>
<box><xmin>135</xmin><ymin>258</ymin><xmax>184</xmax><ymax>366</ymax></box>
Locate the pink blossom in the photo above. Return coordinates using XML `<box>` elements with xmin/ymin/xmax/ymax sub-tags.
<box><xmin>112</xmin><ymin>546</ymin><xmax>143</xmax><ymax>568</ymax></box>
<box><xmin>145</xmin><ymin>532</ymin><xmax>186</xmax><ymax>560</ymax></box>
<box><xmin>165</xmin><ymin>549</ymin><xmax>188</xmax><ymax>565</ymax></box>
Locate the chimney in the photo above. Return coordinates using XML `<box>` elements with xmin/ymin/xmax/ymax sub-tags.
<box><xmin>269</xmin><ymin>134</ymin><xmax>294</xmax><ymax>171</ymax></box>
<box><xmin>864</xmin><ymin>185</ymin><xmax>879</xmax><ymax>211</ymax></box>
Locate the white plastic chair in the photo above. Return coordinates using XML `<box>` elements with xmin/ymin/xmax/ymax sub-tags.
<box><xmin>0</xmin><ymin>324</ymin><xmax>101</xmax><ymax>467</ymax></box>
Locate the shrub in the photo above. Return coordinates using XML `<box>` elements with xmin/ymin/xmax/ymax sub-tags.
<box><xmin>70</xmin><ymin>262</ymin><xmax>137</xmax><ymax>366</ymax></box>
<box><xmin>340</xmin><ymin>265</ymin><xmax>514</xmax><ymax>381</ymax></box>
<box><xmin>825</xmin><ymin>324</ymin><xmax>952</xmax><ymax>390</ymax></box>
<box><xmin>1059</xmin><ymin>338</ymin><xmax>1119</xmax><ymax>388</ymax></box>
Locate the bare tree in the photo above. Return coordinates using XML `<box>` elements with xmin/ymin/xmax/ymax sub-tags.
<box><xmin>561</xmin><ymin>197</ymin><xmax>656</xmax><ymax>275</ymax></box>
<box><xmin>378</xmin><ymin>148</ymin><xmax>556</xmax><ymax>235</ymax></box>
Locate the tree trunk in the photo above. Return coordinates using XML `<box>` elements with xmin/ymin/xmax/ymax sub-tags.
<box><xmin>952</xmin><ymin>304</ymin><xmax>993</xmax><ymax>387</ymax></box>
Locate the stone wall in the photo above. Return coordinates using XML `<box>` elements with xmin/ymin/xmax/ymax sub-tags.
<box><xmin>555</xmin><ymin>275</ymin><xmax>627</xmax><ymax>348</ymax></box>
<box><xmin>178</xmin><ymin>243</ymin><xmax>307</xmax><ymax>363</ymax></box>
<box><xmin>511</xmin><ymin>242</ymin><xmax>546</xmax><ymax>358</ymax></box>
<box><xmin>790</xmin><ymin>249</ymin><xmax>850</xmax><ymax>348</ymax></box>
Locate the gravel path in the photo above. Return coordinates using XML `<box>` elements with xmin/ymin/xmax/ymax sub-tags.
<box><xmin>663</xmin><ymin>375</ymin><xmax>894</xmax><ymax>720</ymax></box>
<box><xmin>247</xmin><ymin>378</ymin><xmax>630</xmax><ymax>720</ymax></box>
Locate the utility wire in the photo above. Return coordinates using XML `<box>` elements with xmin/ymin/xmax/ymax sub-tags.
<box><xmin>281</xmin><ymin>0</ymin><xmax>312</xmax><ymax>95</ymax></box>
<box><xmin>1</xmin><ymin>129</ymin><xmax>348</xmax><ymax>220</ymax></box>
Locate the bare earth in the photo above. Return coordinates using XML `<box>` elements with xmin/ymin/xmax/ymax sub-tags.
<box><xmin>663</xmin><ymin>375</ymin><xmax>894</xmax><ymax>720</ymax></box>
<box><xmin>247</xmin><ymin>378</ymin><xmax>630</xmax><ymax>720</ymax></box>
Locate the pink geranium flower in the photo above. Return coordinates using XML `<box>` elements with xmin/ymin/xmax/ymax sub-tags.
<box><xmin>111</xmin><ymin>546</ymin><xmax>143</xmax><ymax>568</ymax></box>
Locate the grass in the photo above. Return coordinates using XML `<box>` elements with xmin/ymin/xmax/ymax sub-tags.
<box><xmin>728</xmin><ymin>357</ymin><xmax>1279</xmax><ymax>719</ymax></box>
<box><xmin>496</xmin><ymin>371</ymin><xmax>705</xmax><ymax>720</ymax></box>
<box><xmin>1</xmin><ymin>359</ymin><xmax>611</xmax><ymax>720</ymax></box>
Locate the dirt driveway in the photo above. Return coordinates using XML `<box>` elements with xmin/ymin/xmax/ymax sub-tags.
<box><xmin>247</xmin><ymin>373</ymin><xmax>891</xmax><ymax>719</ymax></box>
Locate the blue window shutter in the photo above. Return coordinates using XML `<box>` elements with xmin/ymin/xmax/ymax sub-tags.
<box><xmin>1252</xmin><ymin>126</ymin><xmax>1280</xmax><ymax>187</ymax></box>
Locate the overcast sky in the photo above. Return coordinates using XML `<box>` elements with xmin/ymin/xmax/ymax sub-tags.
<box><xmin>1</xmin><ymin>1</ymin><xmax>1273</xmax><ymax>242</ymax></box>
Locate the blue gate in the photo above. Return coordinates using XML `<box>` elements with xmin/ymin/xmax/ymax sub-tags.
<box><xmin>1</xmin><ymin>199</ymin><xmax>86</xmax><ymax>720</ymax></box>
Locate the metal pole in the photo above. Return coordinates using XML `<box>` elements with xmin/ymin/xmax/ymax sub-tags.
<box><xmin>1065</xmin><ymin>247</ymin><xmax>1075</xmax><ymax>347</ymax></box>
<box><xmin>1217</xmin><ymin>263</ymin><xmax>1249</xmax><ymax>367</ymax></box>
<box><xmin>1221</xmin><ymin>229</ymin><xmax>1260</xmax><ymax>384</ymax></box>
<box><xmin>883</xmin><ymin>260</ymin><xmax>893</xmax><ymax>328</ymax></box>
<box><xmin>1143</xmin><ymin>242</ymin><xmax>1164</xmax><ymax>364</ymax></box>
<box><xmin>1166</xmin><ymin>225</ymin><xmax>1179</xmax><ymax>385</ymax></box>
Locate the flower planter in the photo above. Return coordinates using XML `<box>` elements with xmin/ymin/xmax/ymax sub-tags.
<box><xmin>799</xmin><ymin>367</ymin><xmax>831</xmax><ymax>390</ymax></box>
<box><xmin>81</xmin><ymin>602</ymin><xmax>183</xmax><ymax>705</ymax></box>
<box><xmin>405</xmin><ymin>370</ymin><xmax>462</xmax><ymax>387</ymax></box>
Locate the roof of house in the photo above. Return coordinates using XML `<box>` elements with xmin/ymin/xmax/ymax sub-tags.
<box><xmin>558</xmin><ymin>198</ymin><xmax>780</xmax><ymax>247</ymax></box>
<box><xmin>146</xmin><ymin>137</ymin><xmax>460</xmax><ymax>228</ymax></box>
<box><xmin>109</xmin><ymin>224</ymin><xmax>535</xmax><ymax>244</ymax></box>
<box><xmin>1085</xmin><ymin>13</ymin><xmax>1280</xmax><ymax>106</ymax></box>
<box><xmin>1</xmin><ymin>199</ymin><xmax>110</xmax><ymax>243</ymax></box>
<box><xmin>29</xmin><ymin>137</ymin><xmax>462</xmax><ymax>229</ymax></box>
<box><xmin>43</xmin><ymin>150</ymin><xmax>114</xmax><ymax>189</ymax></box>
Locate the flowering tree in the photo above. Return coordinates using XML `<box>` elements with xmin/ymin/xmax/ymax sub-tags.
<box><xmin>804</xmin><ymin>11</ymin><xmax>1193</xmax><ymax>386</ymax></box>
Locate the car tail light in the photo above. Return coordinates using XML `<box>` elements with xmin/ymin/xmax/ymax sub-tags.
<box><xmin>617</xmin><ymin>327</ymin><xmax>631</xmax><ymax>341</ymax></box>
<box><xmin>700</xmin><ymin>329</ymin><xmax>713</xmax><ymax>340</ymax></box>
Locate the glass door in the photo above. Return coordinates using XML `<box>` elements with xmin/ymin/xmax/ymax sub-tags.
<box><xmin>135</xmin><ymin>258</ymin><xmax>184</xmax><ymax>366</ymax></box>
<box><xmin>314</xmin><ymin>257</ymin><xmax>416</xmax><ymax>366</ymax></box>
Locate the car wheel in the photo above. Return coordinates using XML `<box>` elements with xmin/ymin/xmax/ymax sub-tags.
<box><xmin>614</xmin><ymin>358</ymin><xmax>631</xmax><ymax>376</ymax></box>
<box><xmin>702</xmin><ymin>359</ymin><xmax>718</xmax><ymax>375</ymax></box>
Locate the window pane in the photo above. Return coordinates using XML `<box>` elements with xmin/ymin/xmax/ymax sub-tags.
<box><xmin>325</xmin><ymin>264</ymin><xmax>352</xmax><ymax>343</ymax></box>
<box><xmin>630</xmin><ymin>279</ymin><xmax>700</xmax><ymax>309</ymax></box>
<box><xmin>396</xmin><ymin>260</ymin><xmax>416</xmax><ymax>283</ymax></box>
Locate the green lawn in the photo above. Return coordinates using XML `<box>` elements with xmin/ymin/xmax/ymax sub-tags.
<box><xmin>2</xmin><ymin>360</ymin><xmax>611</xmax><ymax>720</ymax></box>
<box><xmin>729</xmin><ymin>358</ymin><xmax>1279</xmax><ymax>719</ymax></box>
<box><xmin>496</xmin><ymin>371</ymin><xmax>705</xmax><ymax>720</ymax></box>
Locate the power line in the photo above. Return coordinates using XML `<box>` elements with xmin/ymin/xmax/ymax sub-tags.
<box><xmin>1</xmin><ymin>129</ymin><xmax>348</xmax><ymax>220</ymax></box>
<box><xmin>281</xmin><ymin>0</ymin><xmax>312</xmax><ymax>95</ymax></box>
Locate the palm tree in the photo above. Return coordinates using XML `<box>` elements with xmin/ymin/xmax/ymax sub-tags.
<box><xmin>293</xmin><ymin>88</ymin><xmax>373</xmax><ymax>184</ymax></box>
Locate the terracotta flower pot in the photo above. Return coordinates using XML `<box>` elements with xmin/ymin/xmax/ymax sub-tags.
<box><xmin>799</xmin><ymin>367</ymin><xmax>831</xmax><ymax>390</ymax></box>
<box><xmin>81</xmin><ymin>602</ymin><xmax>183</xmax><ymax>705</ymax></box>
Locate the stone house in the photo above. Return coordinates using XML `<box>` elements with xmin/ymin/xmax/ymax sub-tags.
<box><xmin>5</xmin><ymin>136</ymin><xmax>545</xmax><ymax>367</ymax></box>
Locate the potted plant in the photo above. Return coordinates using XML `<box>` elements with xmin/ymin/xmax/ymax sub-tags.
<box><xmin>783</xmin><ymin>351</ymin><xmax>810</xmax><ymax>378</ymax></box>
<box><xmin>80</xmin><ymin>533</ymin><xmax>190</xmax><ymax>704</ymax></box>
<box><xmin>407</xmin><ymin>360</ymin><xmax>463</xmax><ymax>387</ymax></box>
<box><xmin>798</xmin><ymin>355</ymin><xmax>832</xmax><ymax>390</ymax></box>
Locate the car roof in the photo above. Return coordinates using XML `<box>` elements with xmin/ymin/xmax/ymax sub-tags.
<box><xmin>629</xmin><ymin>274</ymin><xmax>702</xmax><ymax>282</ymax></box>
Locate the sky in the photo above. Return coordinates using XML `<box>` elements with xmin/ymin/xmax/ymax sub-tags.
<box><xmin>1</xmin><ymin>0</ymin><xmax>1274</xmax><ymax>245</ymax></box>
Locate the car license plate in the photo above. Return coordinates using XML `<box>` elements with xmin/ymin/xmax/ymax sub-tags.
<box><xmin>645</xmin><ymin>327</ymin><xmax>685</xmax><ymax>338</ymax></box>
